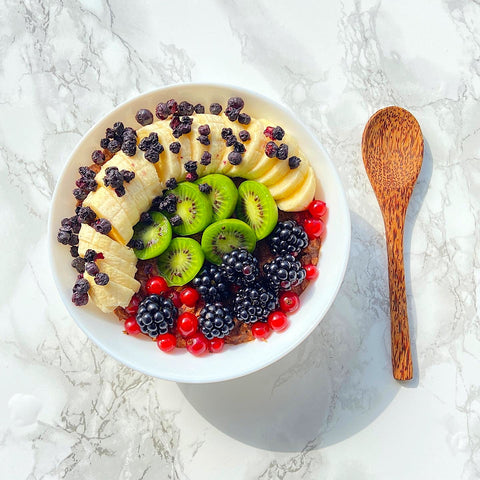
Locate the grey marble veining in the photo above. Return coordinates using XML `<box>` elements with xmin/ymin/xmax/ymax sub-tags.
<box><xmin>1</xmin><ymin>0</ymin><xmax>479</xmax><ymax>479</ymax></box>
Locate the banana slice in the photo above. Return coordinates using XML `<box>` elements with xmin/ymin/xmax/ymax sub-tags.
<box><xmin>268</xmin><ymin>154</ymin><xmax>309</xmax><ymax>200</ymax></box>
<box><xmin>82</xmin><ymin>188</ymin><xmax>133</xmax><ymax>245</ymax></box>
<box><xmin>78</xmin><ymin>224</ymin><xmax>136</xmax><ymax>263</ymax></box>
<box><xmin>94</xmin><ymin>260</ymin><xmax>140</xmax><ymax>292</ymax></box>
<box><xmin>276</xmin><ymin>166</ymin><xmax>316</xmax><ymax>212</ymax></box>
<box><xmin>84</xmin><ymin>273</ymin><xmax>134</xmax><ymax>313</ymax></box>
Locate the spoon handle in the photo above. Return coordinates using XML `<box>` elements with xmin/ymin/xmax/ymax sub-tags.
<box><xmin>383</xmin><ymin>201</ymin><xmax>413</xmax><ymax>380</ymax></box>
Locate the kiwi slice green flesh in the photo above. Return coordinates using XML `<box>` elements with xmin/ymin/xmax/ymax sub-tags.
<box><xmin>196</xmin><ymin>174</ymin><xmax>238</xmax><ymax>222</ymax></box>
<box><xmin>169</xmin><ymin>182</ymin><xmax>212</xmax><ymax>236</ymax></box>
<box><xmin>201</xmin><ymin>219</ymin><xmax>256</xmax><ymax>265</ymax></box>
<box><xmin>131</xmin><ymin>211</ymin><xmax>172</xmax><ymax>260</ymax></box>
<box><xmin>236</xmin><ymin>181</ymin><xmax>278</xmax><ymax>240</ymax></box>
<box><xmin>157</xmin><ymin>237</ymin><xmax>205</xmax><ymax>286</ymax></box>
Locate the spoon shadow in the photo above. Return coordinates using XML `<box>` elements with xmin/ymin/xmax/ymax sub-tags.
<box><xmin>178</xmin><ymin>212</ymin><xmax>401</xmax><ymax>452</ymax></box>
<box><xmin>400</xmin><ymin>139</ymin><xmax>433</xmax><ymax>387</ymax></box>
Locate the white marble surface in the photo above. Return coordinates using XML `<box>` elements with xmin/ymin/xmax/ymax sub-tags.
<box><xmin>1</xmin><ymin>0</ymin><xmax>479</xmax><ymax>478</ymax></box>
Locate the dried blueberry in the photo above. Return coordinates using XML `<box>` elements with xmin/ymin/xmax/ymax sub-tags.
<box><xmin>144</xmin><ymin>145</ymin><xmax>163</xmax><ymax>163</ymax></box>
<box><xmin>200</xmin><ymin>151</ymin><xmax>212</xmax><ymax>165</ymax></box>
<box><xmin>194</xmin><ymin>103</ymin><xmax>205</xmax><ymax>114</ymax></box>
<box><xmin>198</xmin><ymin>183</ymin><xmax>212</xmax><ymax>194</ymax></box>
<box><xmin>238</xmin><ymin>113</ymin><xmax>250</xmax><ymax>125</ymax></box>
<box><xmin>186</xmin><ymin>172</ymin><xmax>198</xmax><ymax>182</ymax></box>
<box><xmin>100</xmin><ymin>138</ymin><xmax>109</xmax><ymax>149</ymax></box>
<box><xmin>79</xmin><ymin>166</ymin><xmax>96</xmax><ymax>179</ymax></box>
<box><xmin>221</xmin><ymin>128</ymin><xmax>233</xmax><ymax>139</ymax></box>
<box><xmin>115</xmin><ymin>186</ymin><xmax>126</xmax><ymax>197</ymax></box>
<box><xmin>169</xmin><ymin>142</ymin><xmax>181</xmax><ymax>154</ymax></box>
<box><xmin>166</xmin><ymin>177</ymin><xmax>177</xmax><ymax>190</ymax></box>
<box><xmin>139</xmin><ymin>132</ymin><xmax>158</xmax><ymax>151</ymax></box>
<box><xmin>71</xmin><ymin>256</ymin><xmax>85</xmax><ymax>273</ymax></box>
<box><xmin>85</xmin><ymin>262</ymin><xmax>99</xmax><ymax>276</ymax></box>
<box><xmin>91</xmin><ymin>150</ymin><xmax>105</xmax><ymax>165</ymax></box>
<box><xmin>94</xmin><ymin>273</ymin><xmax>109</xmax><ymax>286</ymax></box>
<box><xmin>122</xmin><ymin>140</ymin><xmax>136</xmax><ymax>157</ymax></box>
<box><xmin>184</xmin><ymin>161</ymin><xmax>198</xmax><ymax>173</ymax></box>
<box><xmin>265</xmin><ymin>141</ymin><xmax>278</xmax><ymax>158</ymax></box>
<box><xmin>72</xmin><ymin>292</ymin><xmax>88</xmax><ymax>306</ymax></box>
<box><xmin>233</xmin><ymin>141</ymin><xmax>246</xmax><ymax>153</ymax></box>
<box><xmin>209</xmin><ymin>103</ymin><xmax>222</xmax><ymax>115</ymax></box>
<box><xmin>113</xmin><ymin>122</ymin><xmax>124</xmax><ymax>135</ymax></box>
<box><xmin>178</xmin><ymin>101</ymin><xmax>194</xmax><ymax>116</ymax></box>
<box><xmin>198</xmin><ymin>124</ymin><xmax>210</xmax><ymax>136</ymax></box>
<box><xmin>104</xmin><ymin>166</ymin><xmax>124</xmax><ymax>189</ymax></box>
<box><xmin>272</xmin><ymin>126</ymin><xmax>285</xmax><ymax>141</ymax></box>
<box><xmin>77</xmin><ymin>206</ymin><xmax>96</xmax><ymax>224</ymax></box>
<box><xmin>169</xmin><ymin>214</ymin><xmax>183</xmax><ymax>226</ymax></box>
<box><xmin>127</xmin><ymin>238</ymin><xmax>144</xmax><ymax>250</ymax></box>
<box><xmin>105</xmin><ymin>127</ymin><xmax>116</xmax><ymax>140</ymax></box>
<box><xmin>140</xmin><ymin>212</ymin><xmax>153</xmax><ymax>225</ymax></box>
<box><xmin>73</xmin><ymin>278</ymin><xmax>90</xmax><ymax>294</ymax></box>
<box><xmin>70</xmin><ymin>246</ymin><xmax>79</xmax><ymax>258</ymax></box>
<box><xmin>136</xmin><ymin>108</ymin><xmax>154</xmax><ymax>125</ymax></box>
<box><xmin>57</xmin><ymin>228</ymin><xmax>71</xmax><ymax>245</ymax></box>
<box><xmin>123</xmin><ymin>127</ymin><xmax>137</xmax><ymax>140</ymax></box>
<box><xmin>166</xmin><ymin>99</ymin><xmax>178</xmax><ymax>114</ymax></box>
<box><xmin>73</xmin><ymin>188</ymin><xmax>87</xmax><ymax>201</ymax></box>
<box><xmin>276</xmin><ymin>143</ymin><xmax>289</xmax><ymax>160</ymax></box>
<box><xmin>155</xmin><ymin>102</ymin><xmax>170</xmax><ymax>120</ymax></box>
<box><xmin>225</xmin><ymin>106</ymin><xmax>239</xmax><ymax>122</ymax></box>
<box><xmin>84</xmin><ymin>249</ymin><xmax>96</xmax><ymax>262</ymax></box>
<box><xmin>93</xmin><ymin>218</ymin><xmax>112</xmax><ymax>235</ymax></box>
<box><xmin>239</xmin><ymin>130</ymin><xmax>250</xmax><ymax>142</ymax></box>
<box><xmin>68</xmin><ymin>234</ymin><xmax>79</xmax><ymax>246</ymax></box>
<box><xmin>107</xmin><ymin>139</ymin><xmax>121</xmax><ymax>153</ymax></box>
<box><xmin>197</xmin><ymin>135</ymin><xmax>210</xmax><ymax>145</ymax></box>
<box><xmin>121</xmin><ymin>170</ymin><xmax>135</xmax><ymax>183</ymax></box>
<box><xmin>288</xmin><ymin>156</ymin><xmax>301</xmax><ymax>169</ymax></box>
<box><xmin>228</xmin><ymin>151</ymin><xmax>242</xmax><ymax>165</ymax></box>
<box><xmin>225</xmin><ymin>135</ymin><xmax>237</xmax><ymax>147</ymax></box>
<box><xmin>180</xmin><ymin>115</ymin><xmax>193</xmax><ymax>125</ymax></box>
<box><xmin>227</xmin><ymin>97</ymin><xmax>244</xmax><ymax>110</ymax></box>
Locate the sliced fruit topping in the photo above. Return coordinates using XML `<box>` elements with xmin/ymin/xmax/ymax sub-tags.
<box><xmin>157</xmin><ymin>237</ymin><xmax>205</xmax><ymax>287</ymax></box>
<box><xmin>195</xmin><ymin>174</ymin><xmax>238</xmax><ymax>222</ymax></box>
<box><xmin>201</xmin><ymin>219</ymin><xmax>256</xmax><ymax>265</ymax></box>
<box><xmin>136</xmin><ymin>294</ymin><xmax>178</xmax><ymax>338</ymax></box>
<box><xmin>166</xmin><ymin>182</ymin><xmax>212</xmax><ymax>236</ymax></box>
<box><xmin>130</xmin><ymin>211</ymin><xmax>172</xmax><ymax>260</ymax></box>
<box><xmin>236</xmin><ymin>181</ymin><xmax>278</xmax><ymax>240</ymax></box>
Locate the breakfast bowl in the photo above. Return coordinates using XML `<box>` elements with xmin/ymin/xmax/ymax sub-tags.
<box><xmin>48</xmin><ymin>83</ymin><xmax>351</xmax><ymax>383</ymax></box>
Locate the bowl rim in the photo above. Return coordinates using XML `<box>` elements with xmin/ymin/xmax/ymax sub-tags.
<box><xmin>48</xmin><ymin>81</ymin><xmax>351</xmax><ymax>383</ymax></box>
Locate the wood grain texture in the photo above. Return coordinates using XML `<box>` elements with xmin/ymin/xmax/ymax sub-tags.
<box><xmin>362</xmin><ymin>106</ymin><xmax>424</xmax><ymax>381</ymax></box>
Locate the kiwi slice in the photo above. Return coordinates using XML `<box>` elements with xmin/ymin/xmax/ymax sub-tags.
<box><xmin>236</xmin><ymin>181</ymin><xmax>278</xmax><ymax>240</ymax></box>
<box><xmin>157</xmin><ymin>237</ymin><xmax>205</xmax><ymax>286</ymax></box>
<box><xmin>201</xmin><ymin>219</ymin><xmax>256</xmax><ymax>265</ymax></box>
<box><xmin>131</xmin><ymin>211</ymin><xmax>172</xmax><ymax>260</ymax></box>
<box><xmin>196</xmin><ymin>174</ymin><xmax>238</xmax><ymax>222</ymax></box>
<box><xmin>169</xmin><ymin>182</ymin><xmax>212</xmax><ymax>236</ymax></box>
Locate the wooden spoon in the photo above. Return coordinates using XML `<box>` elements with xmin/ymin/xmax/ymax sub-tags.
<box><xmin>361</xmin><ymin>106</ymin><xmax>424</xmax><ymax>381</ymax></box>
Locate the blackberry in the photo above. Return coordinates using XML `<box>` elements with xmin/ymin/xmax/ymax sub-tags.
<box><xmin>199</xmin><ymin>303</ymin><xmax>234</xmax><ymax>340</ymax></box>
<box><xmin>221</xmin><ymin>248</ymin><xmax>259</xmax><ymax>285</ymax></box>
<box><xmin>268</xmin><ymin>220</ymin><xmax>308</xmax><ymax>255</ymax></box>
<box><xmin>136</xmin><ymin>294</ymin><xmax>178</xmax><ymax>338</ymax></box>
<box><xmin>234</xmin><ymin>283</ymin><xmax>277</xmax><ymax>324</ymax></box>
<box><xmin>192</xmin><ymin>264</ymin><xmax>229</xmax><ymax>302</ymax></box>
<box><xmin>209</xmin><ymin>102</ymin><xmax>222</xmax><ymax>115</ymax></box>
<box><xmin>263</xmin><ymin>254</ymin><xmax>306</xmax><ymax>290</ymax></box>
<box><xmin>239</xmin><ymin>130</ymin><xmax>250</xmax><ymax>141</ymax></box>
<box><xmin>288</xmin><ymin>156</ymin><xmax>301</xmax><ymax>169</ymax></box>
<box><xmin>194</xmin><ymin>103</ymin><xmax>205</xmax><ymax>114</ymax></box>
<box><xmin>91</xmin><ymin>150</ymin><xmax>105</xmax><ymax>165</ymax></box>
<box><xmin>169</xmin><ymin>142</ymin><xmax>181</xmax><ymax>154</ymax></box>
<box><xmin>136</xmin><ymin>108</ymin><xmax>154</xmax><ymax>125</ymax></box>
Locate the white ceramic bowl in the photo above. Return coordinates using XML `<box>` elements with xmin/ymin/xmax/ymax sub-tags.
<box><xmin>48</xmin><ymin>83</ymin><xmax>350</xmax><ymax>383</ymax></box>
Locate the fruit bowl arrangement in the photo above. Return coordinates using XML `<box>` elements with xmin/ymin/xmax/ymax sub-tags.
<box><xmin>49</xmin><ymin>84</ymin><xmax>350</xmax><ymax>382</ymax></box>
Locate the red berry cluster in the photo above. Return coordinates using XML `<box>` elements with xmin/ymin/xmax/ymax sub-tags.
<box><xmin>122</xmin><ymin>276</ymin><xmax>222</xmax><ymax>356</ymax></box>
